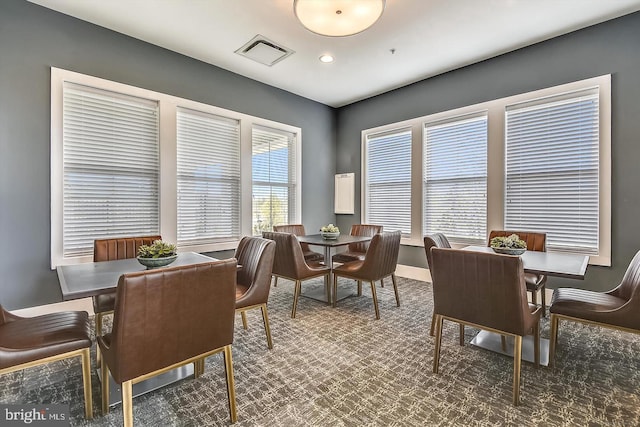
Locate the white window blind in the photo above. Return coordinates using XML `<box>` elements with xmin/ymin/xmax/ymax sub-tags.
<box><xmin>62</xmin><ymin>82</ymin><xmax>159</xmax><ymax>257</ymax></box>
<box><xmin>365</xmin><ymin>129</ymin><xmax>412</xmax><ymax>236</ymax></box>
<box><xmin>505</xmin><ymin>88</ymin><xmax>600</xmax><ymax>255</ymax></box>
<box><xmin>176</xmin><ymin>108</ymin><xmax>241</xmax><ymax>246</ymax></box>
<box><xmin>252</xmin><ymin>126</ymin><xmax>297</xmax><ymax>235</ymax></box>
<box><xmin>424</xmin><ymin>115</ymin><xmax>487</xmax><ymax>244</ymax></box>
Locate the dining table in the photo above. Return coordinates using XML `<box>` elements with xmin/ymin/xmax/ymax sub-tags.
<box><xmin>297</xmin><ymin>234</ymin><xmax>372</xmax><ymax>303</ymax></box>
<box><xmin>56</xmin><ymin>251</ymin><xmax>217</xmax><ymax>405</ymax></box>
<box><xmin>461</xmin><ymin>245</ymin><xmax>590</xmax><ymax>366</ymax></box>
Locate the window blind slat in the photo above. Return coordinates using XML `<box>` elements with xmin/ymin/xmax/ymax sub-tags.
<box><xmin>252</xmin><ymin>126</ymin><xmax>297</xmax><ymax>235</ymax></box>
<box><xmin>365</xmin><ymin>130</ymin><xmax>412</xmax><ymax>236</ymax></box>
<box><xmin>505</xmin><ymin>91</ymin><xmax>599</xmax><ymax>255</ymax></box>
<box><xmin>424</xmin><ymin>115</ymin><xmax>487</xmax><ymax>244</ymax></box>
<box><xmin>176</xmin><ymin>108</ymin><xmax>241</xmax><ymax>246</ymax></box>
<box><xmin>62</xmin><ymin>82</ymin><xmax>159</xmax><ymax>257</ymax></box>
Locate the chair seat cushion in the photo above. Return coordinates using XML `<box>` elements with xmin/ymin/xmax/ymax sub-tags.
<box><xmin>332</xmin><ymin>251</ymin><xmax>365</xmax><ymax>263</ymax></box>
<box><xmin>236</xmin><ymin>284</ymin><xmax>250</xmax><ymax>299</ymax></box>
<box><xmin>0</xmin><ymin>311</ymin><xmax>91</xmax><ymax>369</ymax></box>
<box><xmin>550</xmin><ymin>287</ymin><xmax>627</xmax><ymax>324</ymax></box>
<box><xmin>92</xmin><ymin>292</ymin><xmax>116</xmax><ymax>314</ymax></box>
<box><xmin>303</xmin><ymin>250</ymin><xmax>324</xmax><ymax>262</ymax></box>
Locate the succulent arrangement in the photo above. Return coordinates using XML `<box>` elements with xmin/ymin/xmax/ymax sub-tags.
<box><xmin>320</xmin><ymin>224</ymin><xmax>340</xmax><ymax>233</ymax></box>
<box><xmin>490</xmin><ymin>234</ymin><xmax>526</xmax><ymax>249</ymax></box>
<box><xmin>137</xmin><ymin>240</ymin><xmax>177</xmax><ymax>258</ymax></box>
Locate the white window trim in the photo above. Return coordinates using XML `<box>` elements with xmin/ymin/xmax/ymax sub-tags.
<box><xmin>51</xmin><ymin>67</ymin><xmax>301</xmax><ymax>267</ymax></box>
<box><xmin>361</xmin><ymin>74</ymin><xmax>611</xmax><ymax>266</ymax></box>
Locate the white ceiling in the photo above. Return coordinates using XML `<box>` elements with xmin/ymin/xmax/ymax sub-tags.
<box><xmin>28</xmin><ymin>0</ymin><xmax>640</xmax><ymax>107</ymax></box>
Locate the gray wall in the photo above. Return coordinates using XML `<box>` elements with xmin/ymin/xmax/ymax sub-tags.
<box><xmin>0</xmin><ymin>0</ymin><xmax>336</xmax><ymax>309</ymax></box>
<box><xmin>335</xmin><ymin>12</ymin><xmax>640</xmax><ymax>292</ymax></box>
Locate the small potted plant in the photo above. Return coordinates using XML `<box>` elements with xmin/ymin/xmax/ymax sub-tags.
<box><xmin>320</xmin><ymin>224</ymin><xmax>340</xmax><ymax>240</ymax></box>
<box><xmin>490</xmin><ymin>234</ymin><xmax>527</xmax><ymax>255</ymax></box>
<box><xmin>137</xmin><ymin>240</ymin><xmax>178</xmax><ymax>268</ymax></box>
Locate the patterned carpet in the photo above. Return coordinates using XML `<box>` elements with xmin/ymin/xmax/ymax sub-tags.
<box><xmin>2</xmin><ymin>277</ymin><xmax>640</xmax><ymax>426</ymax></box>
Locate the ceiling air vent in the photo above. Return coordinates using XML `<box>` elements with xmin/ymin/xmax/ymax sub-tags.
<box><xmin>235</xmin><ymin>35</ymin><xmax>294</xmax><ymax>66</ymax></box>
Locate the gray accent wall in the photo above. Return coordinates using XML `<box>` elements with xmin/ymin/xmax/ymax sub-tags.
<box><xmin>335</xmin><ymin>12</ymin><xmax>640</xmax><ymax>292</ymax></box>
<box><xmin>0</xmin><ymin>0</ymin><xmax>336</xmax><ymax>309</ymax></box>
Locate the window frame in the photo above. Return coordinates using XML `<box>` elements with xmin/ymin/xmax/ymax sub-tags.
<box><xmin>51</xmin><ymin>67</ymin><xmax>301</xmax><ymax>267</ymax></box>
<box><xmin>361</xmin><ymin>74</ymin><xmax>611</xmax><ymax>265</ymax></box>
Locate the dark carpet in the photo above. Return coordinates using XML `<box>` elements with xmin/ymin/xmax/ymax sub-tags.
<box><xmin>2</xmin><ymin>277</ymin><xmax>640</xmax><ymax>426</ymax></box>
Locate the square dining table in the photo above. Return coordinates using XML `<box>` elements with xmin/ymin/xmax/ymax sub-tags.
<box><xmin>297</xmin><ymin>234</ymin><xmax>372</xmax><ymax>303</ymax></box>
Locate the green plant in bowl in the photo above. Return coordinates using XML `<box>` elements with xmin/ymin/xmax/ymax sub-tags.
<box><xmin>320</xmin><ymin>224</ymin><xmax>340</xmax><ymax>239</ymax></box>
<box><xmin>137</xmin><ymin>240</ymin><xmax>178</xmax><ymax>268</ymax></box>
<box><xmin>490</xmin><ymin>234</ymin><xmax>527</xmax><ymax>255</ymax></box>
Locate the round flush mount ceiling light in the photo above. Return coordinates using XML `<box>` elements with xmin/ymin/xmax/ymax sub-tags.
<box><xmin>294</xmin><ymin>0</ymin><xmax>386</xmax><ymax>37</ymax></box>
<box><xmin>319</xmin><ymin>54</ymin><xmax>335</xmax><ymax>63</ymax></box>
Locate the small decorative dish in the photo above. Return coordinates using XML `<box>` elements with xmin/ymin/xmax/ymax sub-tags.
<box><xmin>321</xmin><ymin>231</ymin><xmax>340</xmax><ymax>240</ymax></box>
<box><xmin>491</xmin><ymin>247</ymin><xmax>525</xmax><ymax>256</ymax></box>
<box><xmin>137</xmin><ymin>254</ymin><xmax>178</xmax><ymax>269</ymax></box>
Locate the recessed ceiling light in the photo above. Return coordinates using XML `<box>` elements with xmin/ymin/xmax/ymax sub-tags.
<box><xmin>319</xmin><ymin>54</ymin><xmax>334</xmax><ymax>63</ymax></box>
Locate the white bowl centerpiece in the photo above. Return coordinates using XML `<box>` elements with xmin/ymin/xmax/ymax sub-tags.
<box><xmin>320</xmin><ymin>224</ymin><xmax>340</xmax><ymax>240</ymax></box>
<box><xmin>137</xmin><ymin>240</ymin><xmax>178</xmax><ymax>268</ymax></box>
<box><xmin>490</xmin><ymin>234</ymin><xmax>527</xmax><ymax>255</ymax></box>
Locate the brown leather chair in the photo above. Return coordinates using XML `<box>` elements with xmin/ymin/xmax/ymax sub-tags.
<box><xmin>92</xmin><ymin>235</ymin><xmax>162</xmax><ymax>339</ymax></box>
<box><xmin>424</xmin><ymin>233</ymin><xmax>464</xmax><ymax>342</ymax></box>
<box><xmin>332</xmin><ymin>224</ymin><xmax>383</xmax><ymax>263</ymax></box>
<box><xmin>332</xmin><ymin>231</ymin><xmax>401</xmax><ymax>319</ymax></box>
<box><xmin>98</xmin><ymin>259</ymin><xmax>238</xmax><ymax>425</ymax></box>
<box><xmin>430</xmin><ymin>248</ymin><xmax>541</xmax><ymax>405</ymax></box>
<box><xmin>0</xmin><ymin>306</ymin><xmax>93</xmax><ymax>419</ymax></box>
<box><xmin>234</xmin><ymin>236</ymin><xmax>276</xmax><ymax>349</ymax></box>
<box><xmin>262</xmin><ymin>231</ymin><xmax>331</xmax><ymax>318</ymax></box>
<box><xmin>549</xmin><ymin>249</ymin><xmax>640</xmax><ymax>368</ymax></box>
<box><xmin>273</xmin><ymin>224</ymin><xmax>324</xmax><ymax>262</ymax></box>
<box><xmin>488</xmin><ymin>230</ymin><xmax>548</xmax><ymax>315</ymax></box>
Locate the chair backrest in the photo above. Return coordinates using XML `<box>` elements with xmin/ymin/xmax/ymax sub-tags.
<box><xmin>106</xmin><ymin>259</ymin><xmax>237</xmax><ymax>383</ymax></box>
<box><xmin>430</xmin><ymin>248</ymin><xmax>536</xmax><ymax>336</ymax></box>
<box><xmin>357</xmin><ymin>231</ymin><xmax>401</xmax><ymax>280</ymax></box>
<box><xmin>234</xmin><ymin>236</ymin><xmax>276</xmax><ymax>306</ymax></box>
<box><xmin>612</xmin><ymin>249</ymin><xmax>640</xmax><ymax>301</ymax></box>
<box><xmin>262</xmin><ymin>231</ymin><xmax>308</xmax><ymax>280</ymax></box>
<box><xmin>273</xmin><ymin>224</ymin><xmax>311</xmax><ymax>252</ymax></box>
<box><xmin>348</xmin><ymin>224</ymin><xmax>383</xmax><ymax>253</ymax></box>
<box><xmin>488</xmin><ymin>230</ymin><xmax>546</xmax><ymax>252</ymax></box>
<box><xmin>423</xmin><ymin>233</ymin><xmax>451</xmax><ymax>270</ymax></box>
<box><xmin>93</xmin><ymin>235</ymin><xmax>162</xmax><ymax>262</ymax></box>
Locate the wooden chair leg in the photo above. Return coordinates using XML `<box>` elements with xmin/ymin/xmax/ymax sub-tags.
<box><xmin>101</xmin><ymin>357</ymin><xmax>110</xmax><ymax>415</ymax></box>
<box><xmin>459</xmin><ymin>324</ymin><xmax>465</xmax><ymax>346</ymax></box>
<box><xmin>501</xmin><ymin>335</ymin><xmax>507</xmax><ymax>351</ymax></box>
<box><xmin>333</xmin><ymin>275</ymin><xmax>339</xmax><ymax>308</ymax></box>
<box><xmin>81</xmin><ymin>348</ymin><xmax>93</xmax><ymax>419</ymax></box>
<box><xmin>541</xmin><ymin>285</ymin><xmax>547</xmax><ymax>317</ymax></box>
<box><xmin>549</xmin><ymin>314</ymin><xmax>559</xmax><ymax>368</ymax></box>
<box><xmin>380</xmin><ymin>278</ymin><xmax>384</xmax><ymax>288</ymax></box>
<box><xmin>391</xmin><ymin>274</ymin><xmax>400</xmax><ymax>307</ymax></box>
<box><xmin>357</xmin><ymin>280</ymin><xmax>362</xmax><ymax>296</ymax></box>
<box><xmin>292</xmin><ymin>280</ymin><xmax>301</xmax><ymax>318</ymax></box>
<box><xmin>370</xmin><ymin>281</ymin><xmax>380</xmax><ymax>319</ymax></box>
<box><xmin>240</xmin><ymin>311</ymin><xmax>248</xmax><ymax>330</ymax></box>
<box><xmin>122</xmin><ymin>380</ymin><xmax>133</xmax><ymax>427</ymax></box>
<box><xmin>223</xmin><ymin>345</ymin><xmax>238</xmax><ymax>424</ymax></box>
<box><xmin>273</xmin><ymin>276</ymin><xmax>278</xmax><ymax>287</ymax></box>
<box><xmin>430</xmin><ymin>313</ymin><xmax>436</xmax><ymax>337</ymax></box>
<box><xmin>512</xmin><ymin>335</ymin><xmax>522</xmax><ymax>406</ymax></box>
<box><xmin>433</xmin><ymin>314</ymin><xmax>443</xmax><ymax>373</ymax></box>
<box><xmin>533</xmin><ymin>321</ymin><xmax>540</xmax><ymax>368</ymax></box>
<box><xmin>261</xmin><ymin>304</ymin><xmax>273</xmax><ymax>349</ymax></box>
<box><xmin>95</xmin><ymin>312</ymin><xmax>103</xmax><ymax>366</ymax></box>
